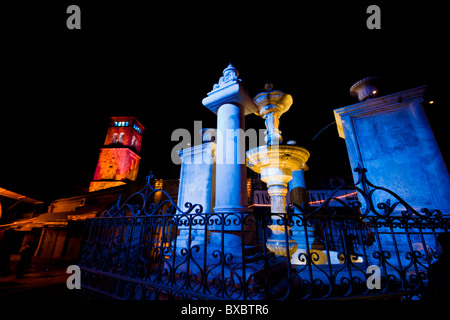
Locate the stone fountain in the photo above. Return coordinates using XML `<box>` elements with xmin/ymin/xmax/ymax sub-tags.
<box><xmin>246</xmin><ymin>83</ymin><xmax>309</xmax><ymax>257</ymax></box>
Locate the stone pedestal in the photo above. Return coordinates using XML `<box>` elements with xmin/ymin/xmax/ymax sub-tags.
<box><xmin>177</xmin><ymin>142</ymin><xmax>216</xmax><ymax>213</ymax></box>
<box><xmin>176</xmin><ymin>142</ymin><xmax>216</xmax><ymax>253</ymax></box>
<box><xmin>334</xmin><ymin>85</ymin><xmax>450</xmax><ymax>214</ymax></box>
<box><xmin>288</xmin><ymin>166</ymin><xmax>309</xmax><ymax>212</ymax></box>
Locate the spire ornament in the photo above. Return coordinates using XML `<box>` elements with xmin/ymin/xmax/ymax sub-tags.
<box><xmin>212</xmin><ymin>63</ymin><xmax>240</xmax><ymax>91</ymax></box>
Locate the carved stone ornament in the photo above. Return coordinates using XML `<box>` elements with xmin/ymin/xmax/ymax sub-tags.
<box><xmin>212</xmin><ymin>63</ymin><xmax>240</xmax><ymax>91</ymax></box>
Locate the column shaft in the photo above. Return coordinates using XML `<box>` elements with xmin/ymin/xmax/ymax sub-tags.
<box><xmin>214</xmin><ymin>103</ymin><xmax>247</xmax><ymax>213</ymax></box>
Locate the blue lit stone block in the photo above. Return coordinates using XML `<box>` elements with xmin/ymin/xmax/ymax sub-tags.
<box><xmin>334</xmin><ymin>86</ymin><xmax>450</xmax><ymax>215</ymax></box>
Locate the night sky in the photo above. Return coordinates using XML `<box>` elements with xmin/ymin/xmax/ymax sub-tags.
<box><xmin>2</xmin><ymin>2</ymin><xmax>448</xmax><ymax>203</ymax></box>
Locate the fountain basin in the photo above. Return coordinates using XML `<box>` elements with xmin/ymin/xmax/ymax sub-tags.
<box><xmin>246</xmin><ymin>145</ymin><xmax>310</xmax><ymax>189</ymax></box>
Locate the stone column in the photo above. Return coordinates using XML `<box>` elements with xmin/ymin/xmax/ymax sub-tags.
<box><xmin>213</xmin><ymin>102</ymin><xmax>247</xmax><ymax>212</ymax></box>
<box><xmin>264</xmin><ymin>180</ymin><xmax>299</xmax><ymax>258</ymax></box>
<box><xmin>257</xmin><ymin>163</ymin><xmax>293</xmax><ymax>214</ymax></box>
<box><xmin>268</xmin><ymin>185</ymin><xmax>288</xmax><ymax>214</ymax></box>
<box><xmin>202</xmin><ymin>64</ymin><xmax>258</xmax><ymax>213</ymax></box>
<box><xmin>201</xmin><ymin>64</ymin><xmax>258</xmax><ymax>259</ymax></box>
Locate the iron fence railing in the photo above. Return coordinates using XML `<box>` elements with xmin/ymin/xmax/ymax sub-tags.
<box><xmin>77</xmin><ymin>169</ymin><xmax>449</xmax><ymax>300</ymax></box>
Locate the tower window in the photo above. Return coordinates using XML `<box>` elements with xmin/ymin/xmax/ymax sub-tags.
<box><xmin>133</xmin><ymin>124</ymin><xmax>142</xmax><ymax>134</ymax></box>
<box><xmin>119</xmin><ymin>132</ymin><xmax>125</xmax><ymax>143</ymax></box>
<box><xmin>112</xmin><ymin>133</ymin><xmax>119</xmax><ymax>143</ymax></box>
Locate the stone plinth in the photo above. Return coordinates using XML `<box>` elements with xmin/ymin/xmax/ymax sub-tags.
<box><xmin>177</xmin><ymin>142</ymin><xmax>216</xmax><ymax>213</ymax></box>
<box><xmin>334</xmin><ymin>85</ymin><xmax>450</xmax><ymax>215</ymax></box>
<box><xmin>176</xmin><ymin>142</ymin><xmax>216</xmax><ymax>254</ymax></box>
<box><xmin>288</xmin><ymin>166</ymin><xmax>309</xmax><ymax>212</ymax></box>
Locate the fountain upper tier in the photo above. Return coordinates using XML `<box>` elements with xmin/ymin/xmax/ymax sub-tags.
<box><xmin>253</xmin><ymin>82</ymin><xmax>293</xmax><ymax>146</ymax></box>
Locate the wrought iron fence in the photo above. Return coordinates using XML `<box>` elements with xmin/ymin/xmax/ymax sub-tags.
<box><xmin>78</xmin><ymin>170</ymin><xmax>449</xmax><ymax>300</ymax></box>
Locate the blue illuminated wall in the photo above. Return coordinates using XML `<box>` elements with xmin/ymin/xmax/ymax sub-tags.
<box><xmin>334</xmin><ymin>86</ymin><xmax>450</xmax><ymax>215</ymax></box>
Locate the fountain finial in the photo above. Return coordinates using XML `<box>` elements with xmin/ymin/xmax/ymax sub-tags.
<box><xmin>265</xmin><ymin>81</ymin><xmax>273</xmax><ymax>92</ymax></box>
<box><xmin>253</xmin><ymin>83</ymin><xmax>293</xmax><ymax>145</ymax></box>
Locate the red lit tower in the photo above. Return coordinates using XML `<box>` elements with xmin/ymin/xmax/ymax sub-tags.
<box><xmin>89</xmin><ymin>116</ymin><xmax>145</xmax><ymax>192</ymax></box>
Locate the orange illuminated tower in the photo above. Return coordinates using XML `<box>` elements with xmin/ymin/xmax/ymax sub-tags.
<box><xmin>89</xmin><ymin>116</ymin><xmax>145</xmax><ymax>192</ymax></box>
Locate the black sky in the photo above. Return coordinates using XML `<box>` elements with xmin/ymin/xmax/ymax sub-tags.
<box><xmin>2</xmin><ymin>1</ymin><xmax>448</xmax><ymax>202</ymax></box>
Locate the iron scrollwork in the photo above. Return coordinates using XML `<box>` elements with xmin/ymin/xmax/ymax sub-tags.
<box><xmin>78</xmin><ymin>169</ymin><xmax>448</xmax><ymax>300</ymax></box>
<box><xmin>287</xmin><ymin>166</ymin><xmax>443</xmax><ymax>219</ymax></box>
<box><xmin>101</xmin><ymin>172</ymin><xmax>203</xmax><ymax>217</ymax></box>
